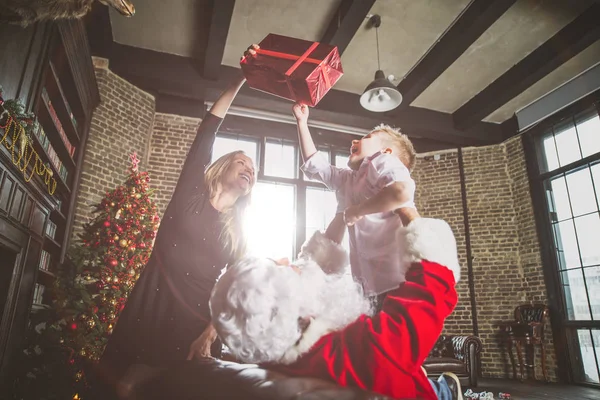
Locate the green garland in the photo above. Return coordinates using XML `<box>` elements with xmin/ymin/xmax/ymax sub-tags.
<box><xmin>0</xmin><ymin>85</ymin><xmax>37</xmax><ymax>139</ymax></box>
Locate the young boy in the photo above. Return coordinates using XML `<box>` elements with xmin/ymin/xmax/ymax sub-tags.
<box><xmin>293</xmin><ymin>103</ymin><xmax>419</xmax><ymax>306</ymax></box>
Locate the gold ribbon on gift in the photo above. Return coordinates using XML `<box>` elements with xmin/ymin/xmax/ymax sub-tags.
<box><xmin>0</xmin><ymin>116</ymin><xmax>57</xmax><ymax>196</ymax></box>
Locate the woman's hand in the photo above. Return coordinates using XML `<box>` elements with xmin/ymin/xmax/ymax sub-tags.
<box><xmin>186</xmin><ymin>324</ymin><xmax>218</xmax><ymax>360</ymax></box>
<box><xmin>241</xmin><ymin>44</ymin><xmax>260</xmax><ymax>62</ymax></box>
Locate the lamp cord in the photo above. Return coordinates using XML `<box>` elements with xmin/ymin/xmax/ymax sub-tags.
<box><xmin>375</xmin><ymin>25</ymin><xmax>381</xmax><ymax>71</ymax></box>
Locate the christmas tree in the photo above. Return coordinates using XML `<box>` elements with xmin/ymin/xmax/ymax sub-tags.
<box><xmin>13</xmin><ymin>153</ymin><xmax>160</xmax><ymax>399</ymax></box>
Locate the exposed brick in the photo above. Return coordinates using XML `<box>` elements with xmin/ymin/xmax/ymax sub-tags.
<box><xmin>73</xmin><ymin>64</ymin><xmax>557</xmax><ymax>382</ymax></box>
<box><xmin>147</xmin><ymin>113</ymin><xmax>201</xmax><ymax>215</ymax></box>
<box><xmin>415</xmin><ymin>139</ymin><xmax>557</xmax><ymax>381</ymax></box>
<box><xmin>71</xmin><ymin>67</ymin><xmax>155</xmax><ymax>240</ymax></box>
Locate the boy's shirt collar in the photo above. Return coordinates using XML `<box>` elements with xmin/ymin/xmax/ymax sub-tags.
<box><xmin>359</xmin><ymin>151</ymin><xmax>385</xmax><ymax>168</ymax></box>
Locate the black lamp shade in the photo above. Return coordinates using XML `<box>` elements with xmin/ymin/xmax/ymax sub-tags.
<box><xmin>360</xmin><ymin>70</ymin><xmax>403</xmax><ymax>112</ymax></box>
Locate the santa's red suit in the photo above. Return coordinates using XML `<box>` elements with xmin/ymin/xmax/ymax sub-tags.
<box><xmin>268</xmin><ymin>218</ymin><xmax>461</xmax><ymax>400</ymax></box>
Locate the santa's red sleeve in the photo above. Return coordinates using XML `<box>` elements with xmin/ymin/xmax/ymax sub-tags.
<box><xmin>271</xmin><ymin>218</ymin><xmax>461</xmax><ymax>400</ymax></box>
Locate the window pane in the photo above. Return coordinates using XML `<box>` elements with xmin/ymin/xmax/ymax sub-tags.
<box><xmin>553</xmin><ymin>220</ymin><xmax>580</xmax><ymax>269</ymax></box>
<box><xmin>335</xmin><ymin>154</ymin><xmax>349</xmax><ymax>169</ymax></box>
<box><xmin>566</xmin><ymin>167</ymin><xmax>598</xmax><ymax>217</ymax></box>
<box><xmin>303</xmin><ymin>149</ymin><xmax>331</xmax><ymax>182</ymax></box>
<box><xmin>542</xmin><ymin>134</ymin><xmax>560</xmax><ymax>172</ymax></box>
<box><xmin>574</xmin><ymin>213</ymin><xmax>600</xmax><ymax>267</ymax></box>
<box><xmin>562</xmin><ymin>269</ymin><xmax>590</xmax><ymax>320</ymax></box>
<box><xmin>577</xmin><ymin>329</ymin><xmax>600</xmax><ymax>383</ymax></box>
<box><xmin>212</xmin><ymin>136</ymin><xmax>259</xmax><ymax>166</ymax></box>
<box><xmin>554</xmin><ymin>121</ymin><xmax>582</xmax><ymax>167</ymax></box>
<box><xmin>583</xmin><ymin>266</ymin><xmax>600</xmax><ymax>320</ymax></box>
<box><xmin>264</xmin><ymin>141</ymin><xmax>296</xmax><ymax>179</ymax></box>
<box><xmin>244</xmin><ymin>182</ymin><xmax>295</xmax><ymax>260</ymax></box>
<box><xmin>591</xmin><ymin>163</ymin><xmax>600</xmax><ymax>209</ymax></box>
<box><xmin>305</xmin><ymin>187</ymin><xmax>350</xmax><ymax>269</ymax></box>
<box><xmin>577</xmin><ymin>113</ymin><xmax>600</xmax><ymax>159</ymax></box>
<box><xmin>549</xmin><ymin>176</ymin><xmax>572</xmax><ymax>221</ymax></box>
<box><xmin>306</xmin><ymin>187</ymin><xmax>337</xmax><ymax>229</ymax></box>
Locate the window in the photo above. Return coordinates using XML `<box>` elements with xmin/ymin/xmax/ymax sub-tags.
<box><xmin>211</xmin><ymin>131</ymin><xmax>350</xmax><ymax>261</ymax></box>
<box><xmin>539</xmin><ymin>110</ymin><xmax>600</xmax><ymax>174</ymax></box>
<box><xmin>264</xmin><ymin>140</ymin><xmax>297</xmax><ymax>179</ymax></box>
<box><xmin>211</xmin><ymin>136</ymin><xmax>259</xmax><ymax>166</ymax></box>
<box><xmin>534</xmin><ymin>103</ymin><xmax>600</xmax><ymax>384</ymax></box>
<box><xmin>245</xmin><ymin>182</ymin><xmax>296</xmax><ymax>259</ymax></box>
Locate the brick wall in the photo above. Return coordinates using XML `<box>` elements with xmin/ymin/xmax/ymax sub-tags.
<box><xmin>413</xmin><ymin>152</ymin><xmax>473</xmax><ymax>336</ymax></box>
<box><xmin>414</xmin><ymin>139</ymin><xmax>557</xmax><ymax>380</ymax></box>
<box><xmin>147</xmin><ymin>114</ymin><xmax>201</xmax><ymax>215</ymax></box>
<box><xmin>73</xmin><ymin>62</ymin><xmax>556</xmax><ymax>380</ymax></box>
<box><xmin>71</xmin><ymin>58</ymin><xmax>155</xmax><ymax>240</ymax></box>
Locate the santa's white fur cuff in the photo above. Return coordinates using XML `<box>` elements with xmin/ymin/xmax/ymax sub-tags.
<box><xmin>298</xmin><ymin>230</ymin><xmax>349</xmax><ymax>275</ymax></box>
<box><xmin>404</xmin><ymin>218</ymin><xmax>461</xmax><ymax>282</ymax></box>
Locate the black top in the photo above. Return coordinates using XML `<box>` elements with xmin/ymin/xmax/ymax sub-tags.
<box><xmin>100</xmin><ymin>112</ymin><xmax>229</xmax><ymax>375</ymax></box>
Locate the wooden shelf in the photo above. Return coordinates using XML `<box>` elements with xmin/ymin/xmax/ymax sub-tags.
<box><xmin>31</xmin><ymin>304</ymin><xmax>51</xmax><ymax>313</ymax></box>
<box><xmin>44</xmin><ymin>236</ymin><xmax>62</xmax><ymax>252</ymax></box>
<box><xmin>37</xmin><ymin>95</ymin><xmax>76</xmax><ymax>170</ymax></box>
<box><xmin>37</xmin><ymin>268</ymin><xmax>57</xmax><ymax>288</ymax></box>
<box><xmin>51</xmin><ymin>207</ymin><xmax>66</xmax><ymax>221</ymax></box>
<box><xmin>46</xmin><ymin>62</ymin><xmax>81</xmax><ymax>144</ymax></box>
<box><xmin>38</xmin><ymin>268</ymin><xmax>57</xmax><ymax>280</ymax></box>
<box><xmin>28</xmin><ymin>130</ymin><xmax>71</xmax><ymax>195</ymax></box>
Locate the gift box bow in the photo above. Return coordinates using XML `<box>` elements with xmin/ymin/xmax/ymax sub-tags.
<box><xmin>244</xmin><ymin>42</ymin><xmax>335</xmax><ymax>102</ymax></box>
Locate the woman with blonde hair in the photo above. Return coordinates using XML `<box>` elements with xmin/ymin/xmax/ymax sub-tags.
<box><xmin>97</xmin><ymin>47</ymin><xmax>259</xmax><ymax>398</ymax></box>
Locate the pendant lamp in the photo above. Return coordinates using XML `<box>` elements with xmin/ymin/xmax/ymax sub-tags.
<box><xmin>359</xmin><ymin>15</ymin><xmax>402</xmax><ymax>112</ymax></box>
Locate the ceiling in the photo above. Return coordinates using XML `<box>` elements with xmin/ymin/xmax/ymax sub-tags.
<box><xmin>96</xmin><ymin>0</ymin><xmax>600</xmax><ymax>150</ymax></box>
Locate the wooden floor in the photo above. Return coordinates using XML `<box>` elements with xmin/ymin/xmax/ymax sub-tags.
<box><xmin>466</xmin><ymin>378</ymin><xmax>599</xmax><ymax>400</ymax></box>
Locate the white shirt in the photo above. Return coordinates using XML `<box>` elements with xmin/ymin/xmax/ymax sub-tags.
<box><xmin>302</xmin><ymin>151</ymin><xmax>415</xmax><ymax>295</ymax></box>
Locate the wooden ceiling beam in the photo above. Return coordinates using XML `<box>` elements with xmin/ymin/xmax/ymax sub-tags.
<box><xmin>83</xmin><ymin>2</ymin><xmax>114</xmax><ymax>58</ymax></box>
<box><xmin>453</xmin><ymin>3</ymin><xmax>600</xmax><ymax>131</ymax></box>
<box><xmin>396</xmin><ymin>0</ymin><xmax>516</xmax><ymax>107</ymax></box>
<box><xmin>202</xmin><ymin>0</ymin><xmax>236</xmax><ymax>80</ymax></box>
<box><xmin>107</xmin><ymin>43</ymin><xmax>500</xmax><ymax>147</ymax></box>
<box><xmin>320</xmin><ymin>0</ymin><xmax>376</xmax><ymax>55</ymax></box>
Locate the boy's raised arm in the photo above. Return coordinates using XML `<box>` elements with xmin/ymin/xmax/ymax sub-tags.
<box><xmin>293</xmin><ymin>103</ymin><xmax>317</xmax><ymax>161</ymax></box>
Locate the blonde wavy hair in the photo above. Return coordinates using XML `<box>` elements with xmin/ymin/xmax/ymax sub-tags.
<box><xmin>205</xmin><ymin>151</ymin><xmax>253</xmax><ymax>262</ymax></box>
<box><xmin>370</xmin><ymin>124</ymin><xmax>417</xmax><ymax>172</ymax></box>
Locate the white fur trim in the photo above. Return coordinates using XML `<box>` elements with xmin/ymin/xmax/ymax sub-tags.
<box><xmin>298</xmin><ymin>231</ymin><xmax>349</xmax><ymax>275</ymax></box>
<box><xmin>279</xmin><ymin>318</ymin><xmax>335</xmax><ymax>365</ymax></box>
<box><xmin>404</xmin><ymin>218</ymin><xmax>461</xmax><ymax>282</ymax></box>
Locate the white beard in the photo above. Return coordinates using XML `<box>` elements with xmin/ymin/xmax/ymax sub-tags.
<box><xmin>279</xmin><ymin>259</ymin><xmax>373</xmax><ymax>364</ymax></box>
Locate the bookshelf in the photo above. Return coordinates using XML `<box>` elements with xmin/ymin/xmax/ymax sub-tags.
<box><xmin>0</xmin><ymin>19</ymin><xmax>99</xmax><ymax>387</ymax></box>
<box><xmin>28</xmin><ymin>31</ymin><xmax>91</xmax><ymax>311</ymax></box>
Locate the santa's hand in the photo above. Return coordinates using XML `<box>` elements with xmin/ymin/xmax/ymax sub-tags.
<box><xmin>186</xmin><ymin>325</ymin><xmax>217</xmax><ymax>360</ymax></box>
<box><xmin>343</xmin><ymin>205</ymin><xmax>363</xmax><ymax>226</ymax></box>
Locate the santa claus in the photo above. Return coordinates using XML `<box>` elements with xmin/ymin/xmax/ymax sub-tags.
<box><xmin>209</xmin><ymin>217</ymin><xmax>463</xmax><ymax>400</ymax></box>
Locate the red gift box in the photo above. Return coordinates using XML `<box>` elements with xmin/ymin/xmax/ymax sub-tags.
<box><xmin>240</xmin><ymin>33</ymin><xmax>343</xmax><ymax>107</ymax></box>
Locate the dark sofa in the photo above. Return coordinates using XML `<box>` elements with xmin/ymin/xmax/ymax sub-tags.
<box><xmin>423</xmin><ymin>335</ymin><xmax>482</xmax><ymax>387</ymax></box>
<box><xmin>134</xmin><ymin>358</ymin><xmax>393</xmax><ymax>400</ymax></box>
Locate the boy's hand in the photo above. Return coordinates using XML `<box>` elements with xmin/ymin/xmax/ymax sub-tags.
<box><xmin>292</xmin><ymin>102</ymin><xmax>309</xmax><ymax>123</ymax></box>
<box><xmin>343</xmin><ymin>205</ymin><xmax>363</xmax><ymax>226</ymax></box>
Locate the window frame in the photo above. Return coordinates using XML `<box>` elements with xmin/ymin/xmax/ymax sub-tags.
<box><xmin>215</xmin><ymin>120</ymin><xmax>353</xmax><ymax>257</ymax></box>
<box><xmin>523</xmin><ymin>91</ymin><xmax>600</xmax><ymax>385</ymax></box>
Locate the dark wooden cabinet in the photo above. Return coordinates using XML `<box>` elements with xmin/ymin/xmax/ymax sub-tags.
<box><xmin>0</xmin><ymin>19</ymin><xmax>99</xmax><ymax>391</ymax></box>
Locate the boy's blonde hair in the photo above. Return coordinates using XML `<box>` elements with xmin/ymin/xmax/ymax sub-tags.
<box><xmin>370</xmin><ymin>124</ymin><xmax>417</xmax><ymax>172</ymax></box>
